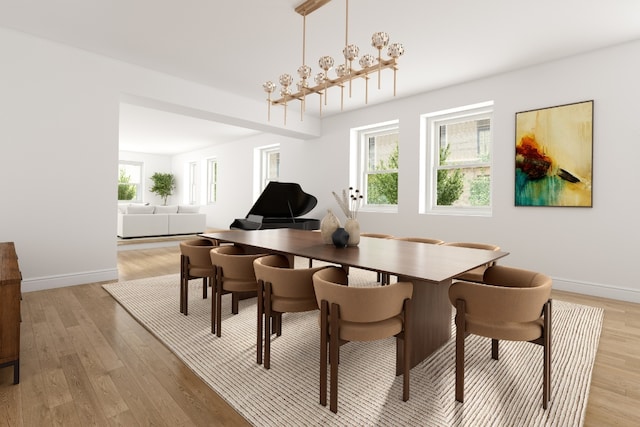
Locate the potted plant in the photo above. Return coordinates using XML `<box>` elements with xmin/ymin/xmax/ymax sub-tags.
<box><xmin>149</xmin><ymin>172</ymin><xmax>176</xmax><ymax>205</ymax></box>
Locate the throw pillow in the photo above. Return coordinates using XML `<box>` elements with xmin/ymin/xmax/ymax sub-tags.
<box><xmin>127</xmin><ymin>205</ymin><xmax>155</xmax><ymax>214</ymax></box>
<box><xmin>178</xmin><ymin>205</ymin><xmax>201</xmax><ymax>214</ymax></box>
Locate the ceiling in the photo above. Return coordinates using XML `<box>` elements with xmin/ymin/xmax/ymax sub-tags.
<box><xmin>2</xmin><ymin>0</ymin><xmax>640</xmax><ymax>154</ymax></box>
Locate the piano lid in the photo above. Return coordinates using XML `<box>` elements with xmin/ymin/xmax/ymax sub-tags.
<box><xmin>245</xmin><ymin>181</ymin><xmax>318</xmax><ymax>219</ymax></box>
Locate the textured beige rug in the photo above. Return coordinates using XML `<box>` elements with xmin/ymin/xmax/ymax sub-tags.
<box><xmin>103</xmin><ymin>265</ymin><xmax>602</xmax><ymax>426</ymax></box>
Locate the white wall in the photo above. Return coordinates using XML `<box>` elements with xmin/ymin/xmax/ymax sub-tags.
<box><xmin>0</xmin><ymin>27</ymin><xmax>309</xmax><ymax>292</ymax></box>
<box><xmin>169</xmin><ymin>40</ymin><xmax>640</xmax><ymax>302</ymax></box>
<box><xmin>2</xmin><ymin>24</ymin><xmax>639</xmax><ymax>302</ymax></box>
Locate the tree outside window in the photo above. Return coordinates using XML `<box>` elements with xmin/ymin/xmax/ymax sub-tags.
<box><xmin>424</xmin><ymin>102</ymin><xmax>493</xmax><ymax>215</ymax></box>
<box><xmin>118</xmin><ymin>161</ymin><xmax>142</xmax><ymax>202</ymax></box>
<box><xmin>354</xmin><ymin>122</ymin><xmax>399</xmax><ymax>210</ymax></box>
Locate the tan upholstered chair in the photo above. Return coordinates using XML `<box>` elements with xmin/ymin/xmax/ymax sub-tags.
<box><xmin>394</xmin><ymin>237</ymin><xmax>444</xmax><ymax>245</ymax></box>
<box><xmin>179</xmin><ymin>239</ymin><xmax>218</xmax><ymax>315</ymax></box>
<box><xmin>449</xmin><ymin>265</ymin><xmax>552</xmax><ymax>409</ymax></box>
<box><xmin>443</xmin><ymin>242</ymin><xmax>501</xmax><ymax>282</ymax></box>
<box><xmin>360</xmin><ymin>233</ymin><xmax>395</xmax><ymax>283</ymax></box>
<box><xmin>360</xmin><ymin>232</ymin><xmax>394</xmax><ymax>239</ymax></box>
<box><xmin>209</xmin><ymin>245</ymin><xmax>266</xmax><ymax>337</ymax></box>
<box><xmin>253</xmin><ymin>255</ymin><xmax>327</xmax><ymax>369</ymax></box>
<box><xmin>313</xmin><ymin>267</ymin><xmax>413</xmax><ymax>413</ymax></box>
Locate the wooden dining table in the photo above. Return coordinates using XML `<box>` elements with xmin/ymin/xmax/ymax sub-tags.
<box><xmin>201</xmin><ymin>228</ymin><xmax>509</xmax><ymax>372</ymax></box>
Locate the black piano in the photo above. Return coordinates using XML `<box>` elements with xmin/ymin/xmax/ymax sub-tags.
<box><xmin>230</xmin><ymin>182</ymin><xmax>320</xmax><ymax>230</ymax></box>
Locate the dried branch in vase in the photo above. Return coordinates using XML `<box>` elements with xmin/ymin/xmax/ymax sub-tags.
<box><xmin>332</xmin><ymin>187</ymin><xmax>364</xmax><ymax>219</ymax></box>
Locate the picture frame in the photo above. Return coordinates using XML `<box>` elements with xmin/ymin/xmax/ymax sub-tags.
<box><xmin>515</xmin><ymin>100</ymin><xmax>593</xmax><ymax>207</ymax></box>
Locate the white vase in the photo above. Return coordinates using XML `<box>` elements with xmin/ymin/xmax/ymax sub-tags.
<box><xmin>344</xmin><ymin>218</ymin><xmax>360</xmax><ymax>246</ymax></box>
<box><xmin>320</xmin><ymin>209</ymin><xmax>341</xmax><ymax>244</ymax></box>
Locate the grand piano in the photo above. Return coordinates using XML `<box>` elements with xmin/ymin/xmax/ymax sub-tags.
<box><xmin>229</xmin><ymin>182</ymin><xmax>320</xmax><ymax>230</ymax></box>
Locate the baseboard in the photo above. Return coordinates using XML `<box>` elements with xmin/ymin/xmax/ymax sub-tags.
<box><xmin>22</xmin><ymin>268</ymin><xmax>119</xmax><ymax>293</ymax></box>
<box><xmin>553</xmin><ymin>276</ymin><xmax>640</xmax><ymax>304</ymax></box>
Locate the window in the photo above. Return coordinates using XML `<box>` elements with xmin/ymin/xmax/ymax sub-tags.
<box><xmin>118</xmin><ymin>161</ymin><xmax>142</xmax><ymax>202</ymax></box>
<box><xmin>352</xmin><ymin>121</ymin><xmax>399</xmax><ymax>211</ymax></box>
<box><xmin>422</xmin><ymin>102</ymin><xmax>493</xmax><ymax>215</ymax></box>
<box><xmin>188</xmin><ymin>161</ymin><xmax>198</xmax><ymax>205</ymax></box>
<box><xmin>260</xmin><ymin>145</ymin><xmax>280</xmax><ymax>192</ymax></box>
<box><xmin>206</xmin><ymin>158</ymin><xmax>218</xmax><ymax>204</ymax></box>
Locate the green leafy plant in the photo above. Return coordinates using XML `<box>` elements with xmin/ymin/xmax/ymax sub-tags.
<box><xmin>367</xmin><ymin>144</ymin><xmax>399</xmax><ymax>205</ymax></box>
<box><xmin>437</xmin><ymin>145</ymin><xmax>464</xmax><ymax>205</ymax></box>
<box><xmin>149</xmin><ymin>172</ymin><xmax>176</xmax><ymax>205</ymax></box>
<box><xmin>118</xmin><ymin>168</ymin><xmax>136</xmax><ymax>201</ymax></box>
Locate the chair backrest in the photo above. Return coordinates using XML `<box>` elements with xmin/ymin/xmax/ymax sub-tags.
<box><xmin>254</xmin><ymin>254</ymin><xmax>328</xmax><ymax>301</ymax></box>
<box><xmin>449</xmin><ymin>265</ymin><xmax>552</xmax><ymax>340</ymax></box>
<box><xmin>394</xmin><ymin>237</ymin><xmax>444</xmax><ymax>245</ymax></box>
<box><xmin>209</xmin><ymin>245</ymin><xmax>265</xmax><ymax>281</ymax></box>
<box><xmin>180</xmin><ymin>239</ymin><xmax>217</xmax><ymax>269</ymax></box>
<box><xmin>360</xmin><ymin>233</ymin><xmax>394</xmax><ymax>239</ymax></box>
<box><xmin>313</xmin><ymin>267</ymin><xmax>413</xmax><ymax>323</ymax></box>
<box><xmin>443</xmin><ymin>242</ymin><xmax>501</xmax><ymax>267</ymax></box>
<box><xmin>443</xmin><ymin>241</ymin><xmax>500</xmax><ymax>251</ymax></box>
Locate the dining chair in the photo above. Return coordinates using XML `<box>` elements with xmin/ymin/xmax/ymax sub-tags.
<box><xmin>253</xmin><ymin>254</ymin><xmax>327</xmax><ymax>369</ymax></box>
<box><xmin>209</xmin><ymin>245</ymin><xmax>266</xmax><ymax>337</ymax></box>
<box><xmin>394</xmin><ymin>237</ymin><xmax>444</xmax><ymax>245</ymax></box>
<box><xmin>179</xmin><ymin>238</ymin><xmax>218</xmax><ymax>315</ymax></box>
<box><xmin>443</xmin><ymin>241</ymin><xmax>501</xmax><ymax>282</ymax></box>
<box><xmin>449</xmin><ymin>265</ymin><xmax>552</xmax><ymax>409</ymax></box>
<box><xmin>360</xmin><ymin>233</ymin><xmax>395</xmax><ymax>284</ymax></box>
<box><xmin>312</xmin><ymin>266</ymin><xmax>413</xmax><ymax>413</ymax></box>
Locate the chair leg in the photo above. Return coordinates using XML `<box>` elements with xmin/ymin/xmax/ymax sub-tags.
<box><xmin>211</xmin><ymin>273</ymin><xmax>218</xmax><ymax>334</ymax></box>
<box><xmin>329</xmin><ymin>302</ymin><xmax>340</xmax><ymax>413</ymax></box>
<box><xmin>215</xmin><ymin>269</ymin><xmax>223</xmax><ymax>337</ymax></box>
<box><xmin>455</xmin><ymin>299</ymin><xmax>466</xmax><ymax>403</ymax></box>
<box><xmin>320</xmin><ymin>300</ymin><xmax>329</xmax><ymax>407</ymax></box>
<box><xmin>403</xmin><ymin>299</ymin><xmax>411</xmax><ymax>402</ymax></box>
<box><xmin>264</xmin><ymin>282</ymin><xmax>272</xmax><ymax>369</ymax></box>
<box><xmin>231</xmin><ymin>293</ymin><xmax>239</xmax><ymax>314</ymax></box>
<box><xmin>180</xmin><ymin>255</ymin><xmax>188</xmax><ymax>315</ymax></box>
<box><xmin>202</xmin><ymin>277</ymin><xmax>207</xmax><ymax>299</ymax></box>
<box><xmin>257</xmin><ymin>280</ymin><xmax>264</xmax><ymax>365</ymax></box>
<box><xmin>275</xmin><ymin>313</ymin><xmax>282</xmax><ymax>336</ymax></box>
<box><xmin>492</xmin><ymin>339</ymin><xmax>499</xmax><ymax>360</ymax></box>
<box><xmin>543</xmin><ymin>299</ymin><xmax>552</xmax><ymax>409</ymax></box>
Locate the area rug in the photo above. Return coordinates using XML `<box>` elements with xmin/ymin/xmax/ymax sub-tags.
<box><xmin>102</xmin><ymin>265</ymin><xmax>603</xmax><ymax>426</ymax></box>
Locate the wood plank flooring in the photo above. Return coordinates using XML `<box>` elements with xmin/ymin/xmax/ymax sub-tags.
<box><xmin>1</xmin><ymin>244</ymin><xmax>639</xmax><ymax>426</ymax></box>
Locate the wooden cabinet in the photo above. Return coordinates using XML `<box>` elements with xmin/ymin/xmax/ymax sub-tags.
<box><xmin>0</xmin><ymin>242</ymin><xmax>21</xmax><ymax>384</ymax></box>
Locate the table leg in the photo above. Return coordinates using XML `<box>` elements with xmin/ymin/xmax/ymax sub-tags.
<box><xmin>396</xmin><ymin>277</ymin><xmax>452</xmax><ymax>374</ymax></box>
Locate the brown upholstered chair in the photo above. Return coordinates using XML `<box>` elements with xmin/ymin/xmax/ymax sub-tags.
<box><xmin>253</xmin><ymin>255</ymin><xmax>327</xmax><ymax>369</ymax></box>
<box><xmin>209</xmin><ymin>245</ymin><xmax>266</xmax><ymax>337</ymax></box>
<box><xmin>443</xmin><ymin>242</ymin><xmax>501</xmax><ymax>282</ymax></box>
<box><xmin>360</xmin><ymin>232</ymin><xmax>394</xmax><ymax>239</ymax></box>
<box><xmin>179</xmin><ymin>239</ymin><xmax>218</xmax><ymax>315</ymax></box>
<box><xmin>394</xmin><ymin>237</ymin><xmax>444</xmax><ymax>245</ymax></box>
<box><xmin>360</xmin><ymin>233</ymin><xmax>395</xmax><ymax>284</ymax></box>
<box><xmin>449</xmin><ymin>265</ymin><xmax>552</xmax><ymax>409</ymax></box>
<box><xmin>312</xmin><ymin>266</ymin><xmax>413</xmax><ymax>413</ymax></box>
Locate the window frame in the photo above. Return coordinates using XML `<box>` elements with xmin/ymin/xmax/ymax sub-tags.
<box><xmin>118</xmin><ymin>160</ymin><xmax>143</xmax><ymax>203</ymax></box>
<box><xmin>420</xmin><ymin>101</ymin><xmax>494</xmax><ymax>217</ymax></box>
<box><xmin>188</xmin><ymin>161</ymin><xmax>198</xmax><ymax>205</ymax></box>
<box><xmin>259</xmin><ymin>144</ymin><xmax>280</xmax><ymax>193</ymax></box>
<box><xmin>351</xmin><ymin>120</ymin><xmax>399</xmax><ymax>213</ymax></box>
<box><xmin>206</xmin><ymin>157</ymin><xmax>218</xmax><ymax>205</ymax></box>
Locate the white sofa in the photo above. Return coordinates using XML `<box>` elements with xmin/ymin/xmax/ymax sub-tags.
<box><xmin>117</xmin><ymin>204</ymin><xmax>206</xmax><ymax>238</ymax></box>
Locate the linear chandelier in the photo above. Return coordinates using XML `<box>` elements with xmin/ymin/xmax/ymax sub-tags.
<box><xmin>263</xmin><ymin>0</ymin><xmax>405</xmax><ymax>124</ymax></box>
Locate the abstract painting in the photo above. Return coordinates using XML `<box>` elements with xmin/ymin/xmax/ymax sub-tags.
<box><xmin>515</xmin><ymin>100</ymin><xmax>593</xmax><ymax>207</ymax></box>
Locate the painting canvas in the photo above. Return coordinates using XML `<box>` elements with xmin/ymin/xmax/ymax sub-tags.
<box><xmin>515</xmin><ymin>100</ymin><xmax>593</xmax><ymax>207</ymax></box>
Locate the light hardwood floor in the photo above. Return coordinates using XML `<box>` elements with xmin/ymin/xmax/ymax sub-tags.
<box><xmin>1</xmin><ymin>244</ymin><xmax>639</xmax><ymax>426</ymax></box>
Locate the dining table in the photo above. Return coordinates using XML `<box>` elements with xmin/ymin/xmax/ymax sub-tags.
<box><xmin>200</xmin><ymin>228</ymin><xmax>509</xmax><ymax>372</ymax></box>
